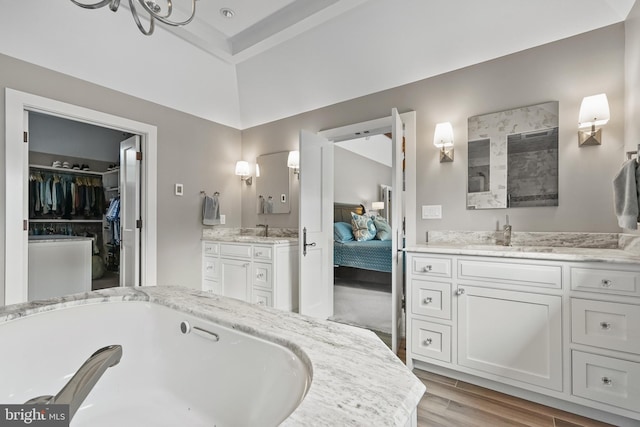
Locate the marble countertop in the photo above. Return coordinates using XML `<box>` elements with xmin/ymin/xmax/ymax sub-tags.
<box><xmin>202</xmin><ymin>235</ymin><xmax>298</xmax><ymax>244</ymax></box>
<box><xmin>406</xmin><ymin>243</ymin><xmax>640</xmax><ymax>265</ymax></box>
<box><xmin>0</xmin><ymin>287</ymin><xmax>424</xmax><ymax>426</ymax></box>
<box><xmin>28</xmin><ymin>235</ymin><xmax>93</xmax><ymax>243</ymax></box>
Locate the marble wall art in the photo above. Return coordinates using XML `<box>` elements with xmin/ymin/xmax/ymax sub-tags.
<box><xmin>467</xmin><ymin>101</ymin><xmax>559</xmax><ymax>209</ymax></box>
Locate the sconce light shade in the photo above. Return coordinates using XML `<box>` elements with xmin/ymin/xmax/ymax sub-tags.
<box><xmin>372</xmin><ymin>201</ymin><xmax>385</xmax><ymax>211</ymax></box>
<box><xmin>287</xmin><ymin>151</ymin><xmax>300</xmax><ymax>169</ymax></box>
<box><xmin>288</xmin><ymin>150</ymin><xmax>300</xmax><ymax>178</ymax></box>
<box><xmin>434</xmin><ymin>122</ymin><xmax>454</xmax><ymax>162</ymax></box>
<box><xmin>578</xmin><ymin>93</ymin><xmax>610</xmax><ymax>147</ymax></box>
<box><xmin>235</xmin><ymin>160</ymin><xmax>252</xmax><ymax>185</ymax></box>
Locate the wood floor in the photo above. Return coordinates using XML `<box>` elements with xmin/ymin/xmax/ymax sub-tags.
<box><xmin>396</xmin><ymin>340</ymin><xmax>616</xmax><ymax>427</ymax></box>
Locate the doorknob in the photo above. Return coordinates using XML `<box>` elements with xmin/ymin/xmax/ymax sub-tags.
<box><xmin>302</xmin><ymin>227</ymin><xmax>316</xmax><ymax>257</ymax></box>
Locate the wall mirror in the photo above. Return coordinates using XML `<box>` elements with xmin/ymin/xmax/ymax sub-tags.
<box><xmin>256</xmin><ymin>151</ymin><xmax>291</xmax><ymax>214</ymax></box>
<box><xmin>466</xmin><ymin>101</ymin><xmax>559</xmax><ymax>209</ymax></box>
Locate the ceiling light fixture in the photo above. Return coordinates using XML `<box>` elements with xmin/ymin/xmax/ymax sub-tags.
<box><xmin>70</xmin><ymin>0</ymin><xmax>198</xmax><ymax>36</ymax></box>
<box><xmin>220</xmin><ymin>8</ymin><xmax>235</xmax><ymax>18</ymax></box>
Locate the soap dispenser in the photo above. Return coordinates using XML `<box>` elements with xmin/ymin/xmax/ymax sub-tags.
<box><xmin>503</xmin><ymin>215</ymin><xmax>512</xmax><ymax>246</ymax></box>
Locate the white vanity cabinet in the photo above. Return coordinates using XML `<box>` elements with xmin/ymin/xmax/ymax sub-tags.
<box><xmin>406</xmin><ymin>251</ymin><xmax>640</xmax><ymax>424</ymax></box>
<box><xmin>201</xmin><ymin>240</ymin><xmax>298</xmax><ymax>311</ymax></box>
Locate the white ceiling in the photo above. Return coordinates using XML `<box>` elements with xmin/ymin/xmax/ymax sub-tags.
<box><xmin>0</xmin><ymin>0</ymin><xmax>636</xmax><ymax>130</ymax></box>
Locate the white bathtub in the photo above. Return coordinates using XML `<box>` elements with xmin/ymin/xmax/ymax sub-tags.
<box><xmin>0</xmin><ymin>301</ymin><xmax>311</xmax><ymax>426</ymax></box>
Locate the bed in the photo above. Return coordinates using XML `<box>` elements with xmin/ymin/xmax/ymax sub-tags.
<box><xmin>333</xmin><ymin>203</ymin><xmax>392</xmax><ymax>280</ymax></box>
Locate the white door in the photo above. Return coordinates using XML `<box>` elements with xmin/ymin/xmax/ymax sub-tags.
<box><xmin>298</xmin><ymin>130</ymin><xmax>334</xmax><ymax>318</ymax></box>
<box><xmin>391</xmin><ymin>108</ymin><xmax>405</xmax><ymax>354</ymax></box>
<box><xmin>120</xmin><ymin>136</ymin><xmax>141</xmax><ymax>287</ymax></box>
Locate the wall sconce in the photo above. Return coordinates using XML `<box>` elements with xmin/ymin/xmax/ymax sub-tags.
<box><xmin>235</xmin><ymin>160</ymin><xmax>252</xmax><ymax>185</ymax></box>
<box><xmin>578</xmin><ymin>93</ymin><xmax>610</xmax><ymax>146</ymax></box>
<box><xmin>287</xmin><ymin>150</ymin><xmax>300</xmax><ymax>178</ymax></box>
<box><xmin>434</xmin><ymin>122</ymin><xmax>454</xmax><ymax>162</ymax></box>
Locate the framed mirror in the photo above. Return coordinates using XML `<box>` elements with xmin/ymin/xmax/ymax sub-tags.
<box><xmin>256</xmin><ymin>151</ymin><xmax>291</xmax><ymax>214</ymax></box>
<box><xmin>466</xmin><ymin>101</ymin><xmax>559</xmax><ymax>209</ymax></box>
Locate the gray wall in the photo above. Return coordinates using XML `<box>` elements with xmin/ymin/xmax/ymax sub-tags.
<box><xmin>0</xmin><ymin>53</ymin><xmax>242</xmax><ymax>306</ymax></box>
<box><xmin>334</xmin><ymin>146</ymin><xmax>391</xmax><ymax>207</ymax></box>
<box><xmin>626</xmin><ymin>1</ymin><xmax>640</xmax><ymax>151</ymax></box>
<box><xmin>241</xmin><ymin>24</ymin><xmax>626</xmax><ymax>237</ymax></box>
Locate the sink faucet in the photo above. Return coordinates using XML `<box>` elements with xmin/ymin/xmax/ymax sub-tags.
<box><xmin>503</xmin><ymin>215</ymin><xmax>512</xmax><ymax>246</ymax></box>
<box><xmin>256</xmin><ymin>224</ymin><xmax>269</xmax><ymax>237</ymax></box>
<box><xmin>25</xmin><ymin>345</ymin><xmax>122</xmax><ymax>421</ymax></box>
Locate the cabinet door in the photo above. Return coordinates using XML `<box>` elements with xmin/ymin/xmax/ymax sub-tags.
<box><xmin>457</xmin><ymin>286</ymin><xmax>562</xmax><ymax>391</ymax></box>
<box><xmin>220</xmin><ymin>258</ymin><xmax>251</xmax><ymax>302</ymax></box>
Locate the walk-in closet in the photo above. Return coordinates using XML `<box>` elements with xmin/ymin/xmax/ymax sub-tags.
<box><xmin>27</xmin><ymin>112</ymin><xmax>130</xmax><ymax>299</ymax></box>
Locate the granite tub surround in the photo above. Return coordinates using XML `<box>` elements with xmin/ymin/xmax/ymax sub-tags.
<box><xmin>1</xmin><ymin>287</ymin><xmax>424</xmax><ymax>426</ymax></box>
<box><xmin>411</xmin><ymin>231</ymin><xmax>640</xmax><ymax>264</ymax></box>
<box><xmin>202</xmin><ymin>226</ymin><xmax>298</xmax><ymax>243</ymax></box>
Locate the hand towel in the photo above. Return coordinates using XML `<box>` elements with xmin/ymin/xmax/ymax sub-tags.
<box><xmin>613</xmin><ymin>159</ymin><xmax>639</xmax><ymax>229</ymax></box>
<box><xmin>203</xmin><ymin>195</ymin><xmax>220</xmax><ymax>225</ymax></box>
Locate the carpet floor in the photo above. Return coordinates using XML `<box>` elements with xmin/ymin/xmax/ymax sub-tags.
<box><xmin>330</xmin><ymin>283</ymin><xmax>392</xmax><ymax>334</ymax></box>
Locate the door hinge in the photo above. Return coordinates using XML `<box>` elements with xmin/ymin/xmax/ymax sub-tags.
<box><xmin>23</xmin><ymin>132</ymin><xmax>28</xmax><ymax>143</ymax></box>
<box><xmin>136</xmin><ymin>151</ymin><xmax>142</xmax><ymax>161</ymax></box>
<box><xmin>136</xmin><ymin>219</ymin><xmax>143</xmax><ymax>229</ymax></box>
<box><xmin>23</xmin><ymin>220</ymin><xmax>28</xmax><ymax>231</ymax></box>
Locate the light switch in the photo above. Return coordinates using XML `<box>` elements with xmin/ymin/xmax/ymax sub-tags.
<box><xmin>220</xmin><ymin>214</ymin><xmax>226</xmax><ymax>225</ymax></box>
<box><xmin>422</xmin><ymin>205</ymin><xmax>442</xmax><ymax>219</ymax></box>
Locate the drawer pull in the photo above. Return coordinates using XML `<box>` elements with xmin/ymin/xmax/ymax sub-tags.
<box><xmin>601</xmin><ymin>376</ymin><xmax>613</xmax><ymax>386</ymax></box>
<box><xmin>423</xmin><ymin>265</ymin><xmax>433</xmax><ymax>272</ymax></box>
<box><xmin>423</xmin><ymin>338</ymin><xmax>433</xmax><ymax>346</ymax></box>
<box><xmin>600</xmin><ymin>321</ymin><xmax>612</xmax><ymax>330</ymax></box>
<box><xmin>601</xmin><ymin>279</ymin><xmax>612</xmax><ymax>288</ymax></box>
<box><xmin>423</xmin><ymin>297</ymin><xmax>433</xmax><ymax>304</ymax></box>
<box><xmin>255</xmin><ymin>251</ymin><xmax>263</xmax><ymax>256</ymax></box>
<box><xmin>456</xmin><ymin>288</ymin><xmax>465</xmax><ymax>296</ymax></box>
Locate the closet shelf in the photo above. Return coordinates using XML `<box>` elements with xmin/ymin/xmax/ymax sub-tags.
<box><xmin>29</xmin><ymin>164</ymin><xmax>105</xmax><ymax>177</ymax></box>
<box><xmin>29</xmin><ymin>219</ymin><xmax>103</xmax><ymax>223</ymax></box>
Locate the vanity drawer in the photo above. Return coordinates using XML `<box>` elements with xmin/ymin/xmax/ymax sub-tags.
<box><xmin>411</xmin><ymin>279</ymin><xmax>451</xmax><ymax>320</ymax></box>
<box><xmin>458</xmin><ymin>259</ymin><xmax>561</xmax><ymax>289</ymax></box>
<box><xmin>411</xmin><ymin>256</ymin><xmax>452</xmax><ymax>278</ymax></box>
<box><xmin>253</xmin><ymin>245</ymin><xmax>273</xmax><ymax>260</ymax></box>
<box><xmin>253</xmin><ymin>262</ymin><xmax>272</xmax><ymax>290</ymax></box>
<box><xmin>202</xmin><ymin>278</ymin><xmax>221</xmax><ymax>295</ymax></box>
<box><xmin>572</xmin><ymin>350</ymin><xmax>640</xmax><ymax>413</ymax></box>
<box><xmin>220</xmin><ymin>243</ymin><xmax>252</xmax><ymax>258</ymax></box>
<box><xmin>202</xmin><ymin>257</ymin><xmax>219</xmax><ymax>280</ymax></box>
<box><xmin>411</xmin><ymin>319</ymin><xmax>451</xmax><ymax>363</ymax></box>
<box><xmin>570</xmin><ymin>266</ymin><xmax>640</xmax><ymax>296</ymax></box>
<box><xmin>253</xmin><ymin>289</ymin><xmax>273</xmax><ymax>307</ymax></box>
<box><xmin>203</xmin><ymin>242</ymin><xmax>219</xmax><ymax>256</ymax></box>
<box><xmin>571</xmin><ymin>299</ymin><xmax>640</xmax><ymax>355</ymax></box>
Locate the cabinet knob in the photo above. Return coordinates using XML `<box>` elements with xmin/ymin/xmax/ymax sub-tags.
<box><xmin>256</xmin><ymin>252</ymin><xmax>262</xmax><ymax>256</ymax></box>
<box><xmin>424</xmin><ymin>338</ymin><xmax>433</xmax><ymax>346</ymax></box>
<box><xmin>600</xmin><ymin>321</ymin><xmax>612</xmax><ymax>330</ymax></box>
<box><xmin>423</xmin><ymin>265</ymin><xmax>433</xmax><ymax>272</ymax></box>
<box><xmin>423</xmin><ymin>297</ymin><xmax>433</xmax><ymax>304</ymax></box>
<box><xmin>243</xmin><ymin>263</ymin><xmax>250</xmax><ymax>268</ymax></box>
<box><xmin>456</xmin><ymin>288</ymin><xmax>465</xmax><ymax>296</ymax></box>
<box><xmin>601</xmin><ymin>376</ymin><xmax>613</xmax><ymax>386</ymax></box>
<box><xmin>601</xmin><ymin>279</ymin><xmax>612</xmax><ymax>288</ymax></box>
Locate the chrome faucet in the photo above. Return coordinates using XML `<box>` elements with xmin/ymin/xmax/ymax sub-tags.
<box><xmin>25</xmin><ymin>345</ymin><xmax>123</xmax><ymax>421</ymax></box>
<box><xmin>256</xmin><ymin>224</ymin><xmax>269</xmax><ymax>237</ymax></box>
<box><xmin>503</xmin><ymin>215</ymin><xmax>512</xmax><ymax>246</ymax></box>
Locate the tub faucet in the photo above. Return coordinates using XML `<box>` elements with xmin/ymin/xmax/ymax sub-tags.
<box><xmin>25</xmin><ymin>345</ymin><xmax>122</xmax><ymax>421</ymax></box>
<box><xmin>256</xmin><ymin>224</ymin><xmax>269</xmax><ymax>237</ymax></box>
<box><xmin>503</xmin><ymin>215</ymin><xmax>512</xmax><ymax>246</ymax></box>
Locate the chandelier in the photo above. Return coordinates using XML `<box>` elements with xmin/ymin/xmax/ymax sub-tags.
<box><xmin>70</xmin><ymin>0</ymin><xmax>197</xmax><ymax>35</ymax></box>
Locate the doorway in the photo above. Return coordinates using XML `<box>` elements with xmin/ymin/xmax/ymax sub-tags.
<box><xmin>4</xmin><ymin>88</ymin><xmax>158</xmax><ymax>306</ymax></box>
<box><xmin>298</xmin><ymin>110</ymin><xmax>416</xmax><ymax>354</ymax></box>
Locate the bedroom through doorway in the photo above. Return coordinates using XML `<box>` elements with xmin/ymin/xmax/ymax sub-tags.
<box><xmin>330</xmin><ymin>134</ymin><xmax>394</xmax><ymax>346</ymax></box>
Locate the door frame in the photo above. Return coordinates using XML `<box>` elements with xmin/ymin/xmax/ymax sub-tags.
<box><xmin>4</xmin><ymin>88</ymin><xmax>158</xmax><ymax>305</ymax></box>
<box><xmin>317</xmin><ymin>111</ymin><xmax>416</xmax><ymax>344</ymax></box>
